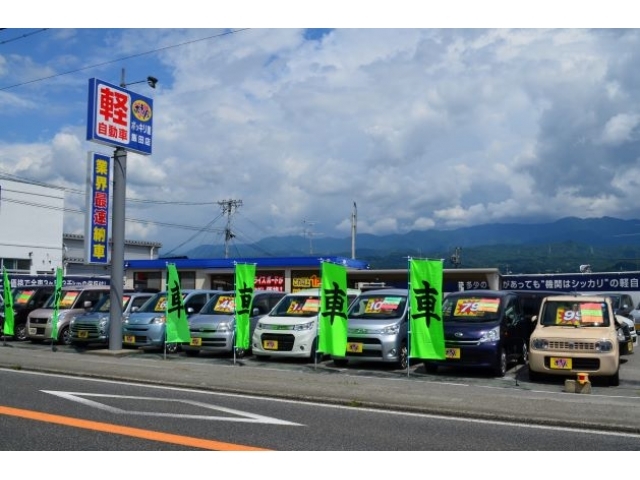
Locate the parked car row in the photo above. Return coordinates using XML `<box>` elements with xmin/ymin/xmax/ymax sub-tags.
<box><xmin>0</xmin><ymin>283</ymin><xmax>634</xmax><ymax>386</ymax></box>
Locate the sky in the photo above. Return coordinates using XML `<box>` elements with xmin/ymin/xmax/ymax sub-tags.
<box><xmin>2</xmin><ymin>4</ymin><xmax>640</xmax><ymax>257</ymax></box>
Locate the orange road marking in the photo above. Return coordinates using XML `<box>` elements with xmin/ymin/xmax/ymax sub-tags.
<box><xmin>0</xmin><ymin>405</ymin><xmax>271</xmax><ymax>451</ymax></box>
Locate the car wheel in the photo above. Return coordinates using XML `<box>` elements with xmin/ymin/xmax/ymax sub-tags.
<box><xmin>333</xmin><ymin>358</ymin><xmax>348</xmax><ymax>367</ymax></box>
<box><xmin>424</xmin><ymin>362</ymin><xmax>438</xmax><ymax>374</ymax></box>
<box><xmin>59</xmin><ymin>326</ymin><xmax>71</xmax><ymax>346</ymax></box>
<box><xmin>307</xmin><ymin>338</ymin><xmax>320</xmax><ymax>363</ymax></box>
<box><xmin>493</xmin><ymin>347</ymin><xmax>507</xmax><ymax>377</ymax></box>
<box><xmin>165</xmin><ymin>342</ymin><xmax>178</xmax><ymax>354</ymax></box>
<box><xmin>609</xmin><ymin>369</ymin><xmax>620</xmax><ymax>387</ymax></box>
<box><xmin>397</xmin><ymin>342</ymin><xmax>408</xmax><ymax>370</ymax></box>
<box><xmin>518</xmin><ymin>341</ymin><xmax>529</xmax><ymax>365</ymax></box>
<box><xmin>14</xmin><ymin>323</ymin><xmax>28</xmax><ymax>341</ymax></box>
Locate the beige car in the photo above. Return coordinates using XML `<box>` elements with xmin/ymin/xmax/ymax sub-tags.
<box><xmin>529</xmin><ymin>295</ymin><xmax>620</xmax><ymax>386</ymax></box>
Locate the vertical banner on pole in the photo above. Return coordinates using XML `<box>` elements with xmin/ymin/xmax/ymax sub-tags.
<box><xmin>165</xmin><ymin>263</ymin><xmax>190</xmax><ymax>344</ymax></box>
<box><xmin>50</xmin><ymin>267</ymin><xmax>63</xmax><ymax>342</ymax></box>
<box><xmin>235</xmin><ymin>263</ymin><xmax>256</xmax><ymax>350</ymax></box>
<box><xmin>409</xmin><ymin>258</ymin><xmax>446</xmax><ymax>360</ymax></box>
<box><xmin>2</xmin><ymin>267</ymin><xmax>14</xmax><ymax>337</ymax></box>
<box><xmin>318</xmin><ymin>261</ymin><xmax>349</xmax><ymax>356</ymax></box>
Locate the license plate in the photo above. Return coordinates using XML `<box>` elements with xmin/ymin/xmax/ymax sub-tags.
<box><xmin>190</xmin><ymin>338</ymin><xmax>202</xmax><ymax>346</ymax></box>
<box><xmin>446</xmin><ymin>348</ymin><xmax>461</xmax><ymax>359</ymax></box>
<box><xmin>550</xmin><ymin>357</ymin><xmax>572</xmax><ymax>369</ymax></box>
<box><xmin>78</xmin><ymin>330</ymin><xmax>88</xmax><ymax>339</ymax></box>
<box><xmin>263</xmin><ymin>339</ymin><xmax>278</xmax><ymax>350</ymax></box>
<box><xmin>123</xmin><ymin>335</ymin><xmax>135</xmax><ymax>344</ymax></box>
<box><xmin>28</xmin><ymin>328</ymin><xmax>36</xmax><ymax>335</ymax></box>
<box><xmin>346</xmin><ymin>342</ymin><xmax>363</xmax><ymax>353</ymax></box>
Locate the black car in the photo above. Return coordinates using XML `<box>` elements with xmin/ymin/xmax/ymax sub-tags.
<box><xmin>0</xmin><ymin>285</ymin><xmax>55</xmax><ymax>341</ymax></box>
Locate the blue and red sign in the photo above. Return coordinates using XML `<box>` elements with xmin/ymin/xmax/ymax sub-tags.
<box><xmin>85</xmin><ymin>152</ymin><xmax>111</xmax><ymax>264</ymax></box>
<box><xmin>86</xmin><ymin>78</ymin><xmax>153</xmax><ymax>155</ymax></box>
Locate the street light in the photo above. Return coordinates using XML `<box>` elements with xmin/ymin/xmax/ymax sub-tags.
<box><xmin>108</xmin><ymin>68</ymin><xmax>157</xmax><ymax>351</ymax></box>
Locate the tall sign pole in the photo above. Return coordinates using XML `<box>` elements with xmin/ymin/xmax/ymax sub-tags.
<box><xmin>109</xmin><ymin>146</ymin><xmax>127</xmax><ymax>349</ymax></box>
<box><xmin>86</xmin><ymin>71</ymin><xmax>156</xmax><ymax>351</ymax></box>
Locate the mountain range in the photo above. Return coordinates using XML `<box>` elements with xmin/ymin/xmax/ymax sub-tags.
<box><xmin>176</xmin><ymin>216</ymin><xmax>640</xmax><ymax>274</ymax></box>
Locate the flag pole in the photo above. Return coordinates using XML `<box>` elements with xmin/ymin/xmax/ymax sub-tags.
<box><xmin>406</xmin><ymin>256</ymin><xmax>412</xmax><ymax>378</ymax></box>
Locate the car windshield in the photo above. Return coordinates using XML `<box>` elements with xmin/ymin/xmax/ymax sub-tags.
<box><xmin>442</xmin><ymin>296</ymin><xmax>502</xmax><ymax>322</ymax></box>
<box><xmin>94</xmin><ymin>294</ymin><xmax>132</xmax><ymax>313</ymax></box>
<box><xmin>13</xmin><ymin>289</ymin><xmax>37</xmax><ymax>305</ymax></box>
<box><xmin>137</xmin><ymin>292</ymin><xmax>187</xmax><ymax>313</ymax></box>
<box><xmin>44</xmin><ymin>290</ymin><xmax>82</xmax><ymax>309</ymax></box>
<box><xmin>540</xmin><ymin>301</ymin><xmax>610</xmax><ymax>327</ymax></box>
<box><xmin>200</xmin><ymin>293</ymin><xmax>235</xmax><ymax>315</ymax></box>
<box><xmin>348</xmin><ymin>294</ymin><xmax>407</xmax><ymax>319</ymax></box>
<box><xmin>271</xmin><ymin>294</ymin><xmax>321</xmax><ymax>318</ymax></box>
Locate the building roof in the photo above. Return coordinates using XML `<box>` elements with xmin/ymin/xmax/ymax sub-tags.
<box><xmin>124</xmin><ymin>256</ymin><xmax>370</xmax><ymax>270</ymax></box>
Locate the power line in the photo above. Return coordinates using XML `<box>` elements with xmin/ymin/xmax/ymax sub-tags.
<box><xmin>0</xmin><ymin>28</ymin><xmax>250</xmax><ymax>91</ymax></box>
<box><xmin>0</xmin><ymin>28</ymin><xmax>48</xmax><ymax>46</ymax></box>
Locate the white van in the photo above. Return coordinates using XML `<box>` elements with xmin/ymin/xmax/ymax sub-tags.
<box><xmin>251</xmin><ymin>288</ymin><xmax>360</xmax><ymax>361</ymax></box>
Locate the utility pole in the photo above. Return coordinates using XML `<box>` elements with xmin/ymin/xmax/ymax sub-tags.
<box><xmin>218</xmin><ymin>199</ymin><xmax>242</xmax><ymax>258</ymax></box>
<box><xmin>351</xmin><ymin>201</ymin><xmax>357</xmax><ymax>259</ymax></box>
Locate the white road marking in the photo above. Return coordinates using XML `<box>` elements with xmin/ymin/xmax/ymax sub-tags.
<box><xmin>41</xmin><ymin>390</ymin><xmax>303</xmax><ymax>426</ymax></box>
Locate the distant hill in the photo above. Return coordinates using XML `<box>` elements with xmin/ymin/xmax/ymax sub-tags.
<box><xmin>173</xmin><ymin>216</ymin><xmax>640</xmax><ymax>274</ymax></box>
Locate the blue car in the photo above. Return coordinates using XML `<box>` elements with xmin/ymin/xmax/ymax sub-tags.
<box><xmin>122</xmin><ymin>289</ymin><xmax>219</xmax><ymax>353</ymax></box>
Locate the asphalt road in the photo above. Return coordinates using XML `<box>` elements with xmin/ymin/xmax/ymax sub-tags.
<box><xmin>1</xmin><ymin>340</ymin><xmax>640</xmax><ymax>434</ymax></box>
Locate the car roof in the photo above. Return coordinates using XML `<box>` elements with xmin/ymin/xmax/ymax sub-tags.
<box><xmin>446</xmin><ymin>289</ymin><xmax>511</xmax><ymax>298</ymax></box>
<box><xmin>357</xmin><ymin>288</ymin><xmax>407</xmax><ymax>296</ymax></box>
<box><xmin>289</xmin><ymin>288</ymin><xmax>361</xmax><ymax>296</ymax></box>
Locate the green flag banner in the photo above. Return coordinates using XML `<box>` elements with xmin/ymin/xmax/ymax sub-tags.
<box><xmin>409</xmin><ymin>259</ymin><xmax>446</xmax><ymax>360</ymax></box>
<box><xmin>318</xmin><ymin>261</ymin><xmax>349</xmax><ymax>356</ymax></box>
<box><xmin>50</xmin><ymin>267</ymin><xmax>63</xmax><ymax>340</ymax></box>
<box><xmin>2</xmin><ymin>267</ymin><xmax>14</xmax><ymax>336</ymax></box>
<box><xmin>234</xmin><ymin>263</ymin><xmax>256</xmax><ymax>350</ymax></box>
<box><xmin>165</xmin><ymin>263</ymin><xmax>190</xmax><ymax>344</ymax></box>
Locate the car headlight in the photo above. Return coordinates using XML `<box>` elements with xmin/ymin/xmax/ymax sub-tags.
<box><xmin>150</xmin><ymin>316</ymin><xmax>166</xmax><ymax>324</ymax></box>
<box><xmin>531</xmin><ymin>338</ymin><xmax>548</xmax><ymax>350</ymax></box>
<box><xmin>217</xmin><ymin>322</ymin><xmax>232</xmax><ymax>332</ymax></box>
<box><xmin>596</xmin><ymin>340</ymin><xmax>614</xmax><ymax>352</ymax></box>
<box><xmin>479</xmin><ymin>326</ymin><xmax>500</xmax><ymax>343</ymax></box>
<box><xmin>256</xmin><ymin>321</ymin><xmax>265</xmax><ymax>330</ymax></box>
<box><xmin>99</xmin><ymin>318</ymin><xmax>108</xmax><ymax>328</ymax></box>
<box><xmin>293</xmin><ymin>321</ymin><xmax>314</xmax><ymax>331</ymax></box>
<box><xmin>378</xmin><ymin>323</ymin><xmax>400</xmax><ymax>335</ymax></box>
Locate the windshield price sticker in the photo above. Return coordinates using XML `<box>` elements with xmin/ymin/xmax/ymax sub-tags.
<box><xmin>214</xmin><ymin>296</ymin><xmax>235</xmax><ymax>312</ymax></box>
<box><xmin>60</xmin><ymin>291</ymin><xmax>79</xmax><ymax>308</ymax></box>
<box><xmin>364</xmin><ymin>297</ymin><xmax>402</xmax><ymax>314</ymax></box>
<box><xmin>454</xmin><ymin>298</ymin><xmax>500</xmax><ymax>316</ymax></box>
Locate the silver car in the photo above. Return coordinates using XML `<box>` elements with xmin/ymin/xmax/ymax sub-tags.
<box><xmin>331</xmin><ymin>288</ymin><xmax>409</xmax><ymax>369</ymax></box>
<box><xmin>182</xmin><ymin>290</ymin><xmax>285</xmax><ymax>357</ymax></box>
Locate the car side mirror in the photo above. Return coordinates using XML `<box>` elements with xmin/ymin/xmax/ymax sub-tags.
<box><xmin>83</xmin><ymin>300</ymin><xmax>92</xmax><ymax>309</ymax></box>
<box><xmin>531</xmin><ymin>315</ymin><xmax>538</xmax><ymax>323</ymax></box>
<box><xmin>131</xmin><ymin>306</ymin><xmax>139</xmax><ymax>313</ymax></box>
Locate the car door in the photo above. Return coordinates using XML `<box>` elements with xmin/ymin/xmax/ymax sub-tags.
<box><xmin>502</xmin><ymin>295</ymin><xmax>526</xmax><ymax>361</ymax></box>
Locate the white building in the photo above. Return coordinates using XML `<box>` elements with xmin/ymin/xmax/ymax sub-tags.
<box><xmin>0</xmin><ymin>178</ymin><xmax>65</xmax><ymax>275</ymax></box>
<box><xmin>0</xmin><ymin>177</ymin><xmax>160</xmax><ymax>276</ymax></box>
